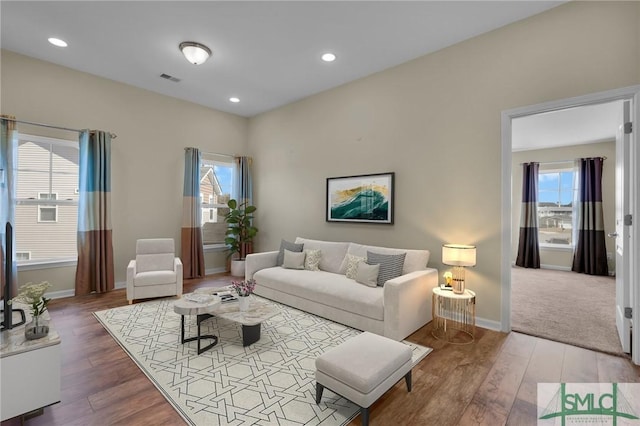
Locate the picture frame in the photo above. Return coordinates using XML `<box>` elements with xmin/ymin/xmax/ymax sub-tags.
<box><xmin>326</xmin><ymin>172</ymin><xmax>394</xmax><ymax>224</ymax></box>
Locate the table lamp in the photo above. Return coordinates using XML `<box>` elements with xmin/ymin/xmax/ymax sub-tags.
<box><xmin>442</xmin><ymin>244</ymin><xmax>476</xmax><ymax>294</ymax></box>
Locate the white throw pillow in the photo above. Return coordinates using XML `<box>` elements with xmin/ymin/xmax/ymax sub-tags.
<box><xmin>283</xmin><ymin>249</ymin><xmax>306</xmax><ymax>270</ymax></box>
<box><xmin>355</xmin><ymin>262</ymin><xmax>380</xmax><ymax>287</ymax></box>
<box><xmin>304</xmin><ymin>249</ymin><xmax>322</xmax><ymax>271</ymax></box>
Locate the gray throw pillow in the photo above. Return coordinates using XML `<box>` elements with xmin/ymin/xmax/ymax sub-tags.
<box><xmin>355</xmin><ymin>262</ymin><xmax>380</xmax><ymax>287</ymax></box>
<box><xmin>277</xmin><ymin>239</ymin><xmax>304</xmax><ymax>266</ymax></box>
<box><xmin>367</xmin><ymin>251</ymin><xmax>406</xmax><ymax>286</ymax></box>
<box><xmin>283</xmin><ymin>249</ymin><xmax>306</xmax><ymax>269</ymax></box>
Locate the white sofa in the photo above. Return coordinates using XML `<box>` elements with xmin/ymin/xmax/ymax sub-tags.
<box><xmin>246</xmin><ymin>237</ymin><xmax>438</xmax><ymax>341</ymax></box>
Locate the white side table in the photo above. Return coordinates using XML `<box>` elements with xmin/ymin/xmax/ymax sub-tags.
<box><xmin>173</xmin><ymin>294</ymin><xmax>221</xmax><ymax>354</ymax></box>
<box><xmin>431</xmin><ymin>287</ymin><xmax>476</xmax><ymax>344</ymax></box>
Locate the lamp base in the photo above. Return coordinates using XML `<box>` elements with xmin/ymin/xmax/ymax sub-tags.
<box><xmin>452</xmin><ymin>266</ymin><xmax>466</xmax><ymax>294</ymax></box>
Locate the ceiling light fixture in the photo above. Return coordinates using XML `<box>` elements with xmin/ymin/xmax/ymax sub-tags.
<box><xmin>321</xmin><ymin>52</ymin><xmax>336</xmax><ymax>62</ymax></box>
<box><xmin>179</xmin><ymin>41</ymin><xmax>211</xmax><ymax>65</ymax></box>
<box><xmin>48</xmin><ymin>37</ymin><xmax>68</xmax><ymax>47</ymax></box>
<box><xmin>229</xmin><ymin>97</ymin><xmax>240</xmax><ymax>103</ymax></box>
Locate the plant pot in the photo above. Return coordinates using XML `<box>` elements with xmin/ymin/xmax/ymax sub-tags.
<box><xmin>238</xmin><ymin>296</ymin><xmax>250</xmax><ymax>312</ymax></box>
<box><xmin>230</xmin><ymin>259</ymin><xmax>246</xmax><ymax>277</ymax></box>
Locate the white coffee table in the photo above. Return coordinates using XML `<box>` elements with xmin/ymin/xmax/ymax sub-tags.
<box><xmin>211</xmin><ymin>298</ymin><xmax>279</xmax><ymax>346</ymax></box>
<box><xmin>173</xmin><ymin>293</ymin><xmax>221</xmax><ymax>354</ymax></box>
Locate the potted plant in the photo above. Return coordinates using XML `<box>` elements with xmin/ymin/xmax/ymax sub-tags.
<box><xmin>12</xmin><ymin>281</ymin><xmax>51</xmax><ymax>340</ymax></box>
<box><xmin>224</xmin><ymin>199</ymin><xmax>258</xmax><ymax>277</ymax></box>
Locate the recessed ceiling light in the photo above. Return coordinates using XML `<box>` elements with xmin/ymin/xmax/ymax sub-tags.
<box><xmin>48</xmin><ymin>37</ymin><xmax>68</xmax><ymax>47</ymax></box>
<box><xmin>321</xmin><ymin>53</ymin><xmax>336</xmax><ymax>62</ymax></box>
<box><xmin>229</xmin><ymin>97</ymin><xmax>240</xmax><ymax>103</ymax></box>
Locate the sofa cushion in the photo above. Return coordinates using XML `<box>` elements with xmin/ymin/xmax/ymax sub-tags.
<box><xmin>343</xmin><ymin>254</ymin><xmax>366</xmax><ymax>279</ymax></box>
<box><xmin>283</xmin><ymin>249</ymin><xmax>305</xmax><ymax>269</ymax></box>
<box><xmin>295</xmin><ymin>238</ymin><xmax>349</xmax><ymax>274</ymax></box>
<box><xmin>136</xmin><ymin>253</ymin><xmax>175</xmax><ymax>273</ymax></box>
<box><xmin>254</xmin><ymin>267</ymin><xmax>384</xmax><ymax>320</ymax></box>
<box><xmin>356</xmin><ymin>262</ymin><xmax>379</xmax><ymax>287</ymax></box>
<box><xmin>345</xmin><ymin>243</ymin><xmax>429</xmax><ymax>275</ymax></box>
<box><xmin>134</xmin><ymin>270</ymin><xmax>177</xmax><ymax>286</ymax></box>
<box><xmin>304</xmin><ymin>249</ymin><xmax>322</xmax><ymax>271</ymax></box>
<box><xmin>277</xmin><ymin>239</ymin><xmax>304</xmax><ymax>266</ymax></box>
<box><xmin>367</xmin><ymin>251</ymin><xmax>406</xmax><ymax>286</ymax></box>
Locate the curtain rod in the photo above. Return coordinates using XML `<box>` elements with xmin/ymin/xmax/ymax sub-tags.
<box><xmin>185</xmin><ymin>147</ymin><xmax>235</xmax><ymax>159</ymax></box>
<box><xmin>3</xmin><ymin>118</ymin><xmax>117</xmax><ymax>139</ymax></box>
<box><xmin>520</xmin><ymin>157</ymin><xmax>607</xmax><ymax>165</ymax></box>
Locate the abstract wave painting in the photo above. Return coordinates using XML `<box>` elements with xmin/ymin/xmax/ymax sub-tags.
<box><xmin>326</xmin><ymin>172</ymin><xmax>394</xmax><ymax>224</ymax></box>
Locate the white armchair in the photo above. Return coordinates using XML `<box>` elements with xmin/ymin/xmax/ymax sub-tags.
<box><xmin>126</xmin><ymin>238</ymin><xmax>183</xmax><ymax>304</ymax></box>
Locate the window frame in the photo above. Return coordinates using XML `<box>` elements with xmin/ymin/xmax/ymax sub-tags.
<box><xmin>37</xmin><ymin>192</ymin><xmax>59</xmax><ymax>222</ymax></box>
<box><xmin>537</xmin><ymin>165</ymin><xmax>576</xmax><ymax>250</ymax></box>
<box><xmin>14</xmin><ymin>133</ymin><xmax>80</xmax><ymax>267</ymax></box>
<box><xmin>199</xmin><ymin>154</ymin><xmax>235</xmax><ymax>248</ymax></box>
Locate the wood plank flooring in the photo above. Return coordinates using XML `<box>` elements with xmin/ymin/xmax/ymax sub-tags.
<box><xmin>2</xmin><ymin>274</ymin><xmax>639</xmax><ymax>426</ymax></box>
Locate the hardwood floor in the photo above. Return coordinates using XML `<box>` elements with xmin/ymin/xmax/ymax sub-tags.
<box><xmin>3</xmin><ymin>273</ymin><xmax>639</xmax><ymax>426</ymax></box>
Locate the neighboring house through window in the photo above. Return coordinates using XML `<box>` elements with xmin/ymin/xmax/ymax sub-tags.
<box><xmin>14</xmin><ymin>133</ymin><xmax>79</xmax><ymax>264</ymax></box>
<box><xmin>537</xmin><ymin>165</ymin><xmax>576</xmax><ymax>248</ymax></box>
<box><xmin>200</xmin><ymin>154</ymin><xmax>235</xmax><ymax>247</ymax></box>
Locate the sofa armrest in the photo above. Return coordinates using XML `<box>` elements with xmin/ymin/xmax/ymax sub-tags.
<box><xmin>245</xmin><ymin>251</ymin><xmax>279</xmax><ymax>280</ymax></box>
<box><xmin>126</xmin><ymin>260</ymin><xmax>136</xmax><ymax>301</ymax></box>
<box><xmin>383</xmin><ymin>268</ymin><xmax>438</xmax><ymax>341</ymax></box>
<box><xmin>174</xmin><ymin>257</ymin><xmax>183</xmax><ymax>295</ymax></box>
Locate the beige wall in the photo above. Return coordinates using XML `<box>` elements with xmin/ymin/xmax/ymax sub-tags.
<box><xmin>511</xmin><ymin>141</ymin><xmax>616</xmax><ymax>271</ymax></box>
<box><xmin>248</xmin><ymin>2</ymin><xmax>640</xmax><ymax>323</ymax></box>
<box><xmin>1</xmin><ymin>50</ymin><xmax>248</xmax><ymax>293</ymax></box>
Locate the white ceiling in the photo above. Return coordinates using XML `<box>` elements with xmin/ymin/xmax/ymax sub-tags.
<box><xmin>512</xmin><ymin>101</ymin><xmax>623</xmax><ymax>152</ymax></box>
<box><xmin>1</xmin><ymin>1</ymin><xmax>564</xmax><ymax>118</ymax></box>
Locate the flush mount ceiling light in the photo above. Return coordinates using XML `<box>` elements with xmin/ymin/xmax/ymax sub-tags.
<box><xmin>179</xmin><ymin>42</ymin><xmax>211</xmax><ymax>65</ymax></box>
<box><xmin>48</xmin><ymin>37</ymin><xmax>68</xmax><ymax>47</ymax></box>
<box><xmin>229</xmin><ymin>97</ymin><xmax>240</xmax><ymax>103</ymax></box>
<box><xmin>321</xmin><ymin>52</ymin><xmax>336</xmax><ymax>62</ymax></box>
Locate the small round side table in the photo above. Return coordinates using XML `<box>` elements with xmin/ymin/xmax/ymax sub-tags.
<box><xmin>432</xmin><ymin>287</ymin><xmax>476</xmax><ymax>344</ymax></box>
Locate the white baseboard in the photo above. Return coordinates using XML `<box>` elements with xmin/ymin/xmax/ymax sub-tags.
<box><xmin>45</xmin><ymin>288</ymin><xmax>76</xmax><ymax>300</ymax></box>
<box><xmin>477</xmin><ymin>316</ymin><xmax>502</xmax><ymax>331</ymax></box>
<box><xmin>115</xmin><ymin>281</ymin><xmax>126</xmax><ymax>290</ymax></box>
<box><xmin>206</xmin><ymin>267</ymin><xmax>227</xmax><ymax>275</ymax></box>
<box><xmin>540</xmin><ymin>264</ymin><xmax>571</xmax><ymax>272</ymax></box>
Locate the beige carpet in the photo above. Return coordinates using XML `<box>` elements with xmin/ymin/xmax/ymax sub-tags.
<box><xmin>511</xmin><ymin>267</ymin><xmax>626</xmax><ymax>357</ymax></box>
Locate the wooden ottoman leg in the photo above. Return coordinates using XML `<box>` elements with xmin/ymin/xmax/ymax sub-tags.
<box><xmin>405</xmin><ymin>370</ymin><xmax>412</xmax><ymax>392</ymax></box>
<box><xmin>316</xmin><ymin>382</ymin><xmax>324</xmax><ymax>404</ymax></box>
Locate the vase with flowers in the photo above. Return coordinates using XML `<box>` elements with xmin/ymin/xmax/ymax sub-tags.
<box><xmin>12</xmin><ymin>281</ymin><xmax>51</xmax><ymax>340</ymax></box>
<box><xmin>231</xmin><ymin>279</ymin><xmax>256</xmax><ymax>312</ymax></box>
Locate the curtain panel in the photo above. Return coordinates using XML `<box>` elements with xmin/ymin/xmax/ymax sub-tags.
<box><xmin>181</xmin><ymin>148</ymin><xmax>205</xmax><ymax>279</ymax></box>
<box><xmin>75</xmin><ymin>130</ymin><xmax>115</xmax><ymax>295</ymax></box>
<box><xmin>0</xmin><ymin>116</ymin><xmax>17</xmax><ymax>300</ymax></box>
<box><xmin>516</xmin><ymin>162</ymin><xmax>540</xmax><ymax>268</ymax></box>
<box><xmin>572</xmin><ymin>157</ymin><xmax>608</xmax><ymax>276</ymax></box>
<box><xmin>234</xmin><ymin>156</ymin><xmax>253</xmax><ymax>259</ymax></box>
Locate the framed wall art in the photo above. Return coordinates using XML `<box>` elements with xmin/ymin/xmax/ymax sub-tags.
<box><xmin>326</xmin><ymin>172</ymin><xmax>394</xmax><ymax>224</ymax></box>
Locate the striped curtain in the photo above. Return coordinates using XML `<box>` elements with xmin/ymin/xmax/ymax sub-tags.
<box><xmin>76</xmin><ymin>130</ymin><xmax>115</xmax><ymax>294</ymax></box>
<box><xmin>181</xmin><ymin>148</ymin><xmax>205</xmax><ymax>279</ymax></box>
<box><xmin>572</xmin><ymin>158</ymin><xmax>608</xmax><ymax>275</ymax></box>
<box><xmin>234</xmin><ymin>156</ymin><xmax>253</xmax><ymax>258</ymax></box>
<box><xmin>515</xmin><ymin>162</ymin><xmax>540</xmax><ymax>268</ymax></box>
<box><xmin>0</xmin><ymin>116</ymin><xmax>17</xmax><ymax>300</ymax></box>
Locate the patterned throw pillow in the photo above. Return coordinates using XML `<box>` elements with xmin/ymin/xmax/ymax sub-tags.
<box><xmin>366</xmin><ymin>251</ymin><xmax>406</xmax><ymax>286</ymax></box>
<box><xmin>304</xmin><ymin>249</ymin><xmax>322</xmax><ymax>271</ymax></box>
<box><xmin>277</xmin><ymin>239</ymin><xmax>304</xmax><ymax>266</ymax></box>
<box><xmin>283</xmin><ymin>249</ymin><xmax>306</xmax><ymax>270</ymax></box>
<box><xmin>343</xmin><ymin>254</ymin><xmax>366</xmax><ymax>279</ymax></box>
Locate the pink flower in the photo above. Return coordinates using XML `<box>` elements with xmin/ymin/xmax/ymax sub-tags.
<box><xmin>231</xmin><ymin>279</ymin><xmax>256</xmax><ymax>297</ymax></box>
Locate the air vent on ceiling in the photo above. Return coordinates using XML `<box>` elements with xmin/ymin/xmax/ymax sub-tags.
<box><xmin>160</xmin><ymin>73</ymin><xmax>181</xmax><ymax>83</ymax></box>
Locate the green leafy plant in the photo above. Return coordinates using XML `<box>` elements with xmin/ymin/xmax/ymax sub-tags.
<box><xmin>224</xmin><ymin>199</ymin><xmax>258</xmax><ymax>260</ymax></box>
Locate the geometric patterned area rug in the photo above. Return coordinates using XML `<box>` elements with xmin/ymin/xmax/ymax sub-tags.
<box><xmin>94</xmin><ymin>296</ymin><xmax>432</xmax><ymax>426</ymax></box>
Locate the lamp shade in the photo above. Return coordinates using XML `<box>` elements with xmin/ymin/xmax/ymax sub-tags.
<box><xmin>442</xmin><ymin>244</ymin><xmax>476</xmax><ymax>267</ymax></box>
<box><xmin>179</xmin><ymin>42</ymin><xmax>211</xmax><ymax>65</ymax></box>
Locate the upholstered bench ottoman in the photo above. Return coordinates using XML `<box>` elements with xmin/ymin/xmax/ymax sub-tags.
<box><xmin>315</xmin><ymin>332</ymin><xmax>412</xmax><ymax>426</ymax></box>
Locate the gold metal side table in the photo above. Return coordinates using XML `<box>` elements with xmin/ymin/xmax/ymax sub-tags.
<box><xmin>432</xmin><ymin>287</ymin><xmax>476</xmax><ymax>344</ymax></box>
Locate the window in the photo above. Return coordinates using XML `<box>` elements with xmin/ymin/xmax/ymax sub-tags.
<box><xmin>199</xmin><ymin>154</ymin><xmax>235</xmax><ymax>246</ymax></box>
<box><xmin>538</xmin><ymin>167</ymin><xmax>575</xmax><ymax>247</ymax></box>
<box><xmin>38</xmin><ymin>192</ymin><xmax>58</xmax><ymax>222</ymax></box>
<box><xmin>14</xmin><ymin>134</ymin><xmax>79</xmax><ymax>264</ymax></box>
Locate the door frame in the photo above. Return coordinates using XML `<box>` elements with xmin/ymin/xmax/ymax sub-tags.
<box><xmin>501</xmin><ymin>85</ymin><xmax>640</xmax><ymax>364</ymax></box>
